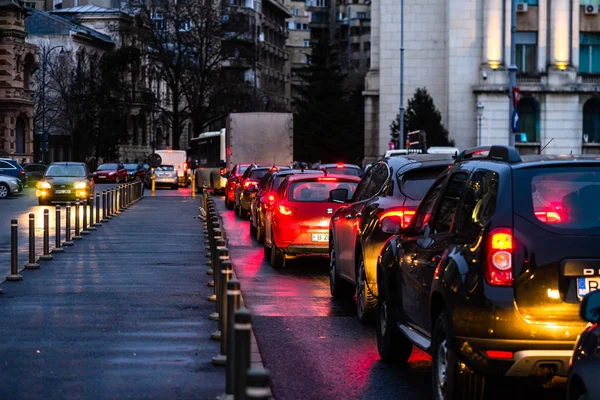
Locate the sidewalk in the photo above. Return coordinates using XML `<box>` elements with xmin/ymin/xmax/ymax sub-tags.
<box><xmin>0</xmin><ymin>195</ymin><xmax>224</xmax><ymax>399</ymax></box>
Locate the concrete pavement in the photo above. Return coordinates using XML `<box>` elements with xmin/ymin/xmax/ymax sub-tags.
<box><xmin>0</xmin><ymin>193</ymin><xmax>224</xmax><ymax>399</ymax></box>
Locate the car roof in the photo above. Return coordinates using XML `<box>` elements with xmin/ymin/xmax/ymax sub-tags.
<box><xmin>320</xmin><ymin>163</ymin><xmax>362</xmax><ymax>169</ymax></box>
<box><xmin>385</xmin><ymin>153</ymin><xmax>454</xmax><ymax>164</ymax></box>
<box><xmin>274</xmin><ymin>169</ymin><xmax>324</xmax><ymax>176</ymax></box>
<box><xmin>386</xmin><ymin>156</ymin><xmax>455</xmax><ymax>171</ymax></box>
<box><xmin>284</xmin><ymin>173</ymin><xmax>361</xmax><ymax>183</ymax></box>
<box><xmin>49</xmin><ymin>162</ymin><xmax>86</xmax><ymax>166</ymax></box>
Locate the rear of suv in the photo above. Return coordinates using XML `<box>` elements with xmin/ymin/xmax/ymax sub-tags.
<box><xmin>376</xmin><ymin>146</ymin><xmax>594</xmax><ymax>399</ymax></box>
<box><xmin>0</xmin><ymin>158</ymin><xmax>27</xmax><ymax>187</ymax></box>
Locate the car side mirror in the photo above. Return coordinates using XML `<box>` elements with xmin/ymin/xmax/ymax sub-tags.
<box><xmin>581</xmin><ymin>290</ymin><xmax>600</xmax><ymax>323</ymax></box>
<box><xmin>329</xmin><ymin>188</ymin><xmax>348</xmax><ymax>204</ymax></box>
<box><xmin>381</xmin><ymin>216</ymin><xmax>402</xmax><ymax>234</ymax></box>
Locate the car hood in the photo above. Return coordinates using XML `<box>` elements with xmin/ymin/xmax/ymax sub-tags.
<box><xmin>43</xmin><ymin>177</ymin><xmax>88</xmax><ymax>186</ymax></box>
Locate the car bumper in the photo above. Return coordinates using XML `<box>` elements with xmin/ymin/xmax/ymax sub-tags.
<box><xmin>7</xmin><ymin>181</ymin><xmax>19</xmax><ymax>193</ymax></box>
<box><xmin>282</xmin><ymin>245</ymin><xmax>329</xmax><ymax>257</ymax></box>
<box><xmin>155</xmin><ymin>177</ymin><xmax>178</xmax><ymax>185</ymax></box>
<box><xmin>275</xmin><ymin>227</ymin><xmax>329</xmax><ymax>255</ymax></box>
<box><xmin>95</xmin><ymin>176</ymin><xmax>117</xmax><ymax>182</ymax></box>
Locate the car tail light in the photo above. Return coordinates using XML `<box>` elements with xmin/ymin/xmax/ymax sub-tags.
<box><xmin>19</xmin><ymin>170</ymin><xmax>25</xmax><ymax>175</ymax></box>
<box><xmin>243</xmin><ymin>180</ymin><xmax>258</xmax><ymax>189</ymax></box>
<box><xmin>318</xmin><ymin>177</ymin><xmax>338</xmax><ymax>182</ymax></box>
<box><xmin>485</xmin><ymin>228</ymin><xmax>513</xmax><ymax>287</ymax></box>
<box><xmin>270</xmin><ymin>166</ymin><xmax>278</xmax><ymax>171</ymax></box>
<box><xmin>336</xmin><ymin>163</ymin><xmax>345</xmax><ymax>169</ymax></box>
<box><xmin>183</xmin><ymin>162</ymin><xmax>188</xmax><ymax>170</ymax></box>
<box><xmin>379</xmin><ymin>209</ymin><xmax>416</xmax><ymax>228</ymax></box>
<box><xmin>486</xmin><ymin>350</ymin><xmax>513</xmax><ymax>359</ymax></box>
<box><xmin>278</xmin><ymin>205</ymin><xmax>297</xmax><ymax>217</ymax></box>
<box><xmin>534</xmin><ymin>211</ymin><xmax>562</xmax><ymax>224</ymax></box>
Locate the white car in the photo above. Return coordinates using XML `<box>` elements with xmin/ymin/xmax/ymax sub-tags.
<box><xmin>0</xmin><ymin>174</ymin><xmax>20</xmax><ymax>199</ymax></box>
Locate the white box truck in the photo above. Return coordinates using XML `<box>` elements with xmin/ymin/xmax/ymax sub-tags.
<box><xmin>190</xmin><ymin>112</ymin><xmax>294</xmax><ymax>192</ymax></box>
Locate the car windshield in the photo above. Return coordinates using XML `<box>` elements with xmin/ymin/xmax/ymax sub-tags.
<box><xmin>514</xmin><ymin>167</ymin><xmax>600</xmax><ymax>233</ymax></box>
<box><xmin>124</xmin><ymin>164</ymin><xmax>140</xmax><ymax>171</ymax></box>
<box><xmin>97</xmin><ymin>164</ymin><xmax>118</xmax><ymax>170</ymax></box>
<box><xmin>325</xmin><ymin>167</ymin><xmax>361</xmax><ymax>177</ymax></box>
<box><xmin>288</xmin><ymin>180</ymin><xmax>358</xmax><ymax>202</ymax></box>
<box><xmin>398</xmin><ymin>167</ymin><xmax>449</xmax><ymax>201</ymax></box>
<box><xmin>45</xmin><ymin>164</ymin><xmax>86</xmax><ymax>177</ymax></box>
<box><xmin>156</xmin><ymin>165</ymin><xmax>175</xmax><ymax>171</ymax></box>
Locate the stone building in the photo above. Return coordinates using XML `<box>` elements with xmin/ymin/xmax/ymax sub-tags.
<box><xmin>0</xmin><ymin>0</ymin><xmax>38</xmax><ymax>162</ymax></box>
<box><xmin>364</xmin><ymin>0</ymin><xmax>600</xmax><ymax>165</ymax></box>
<box><xmin>336</xmin><ymin>0</ymin><xmax>371</xmax><ymax>71</ymax></box>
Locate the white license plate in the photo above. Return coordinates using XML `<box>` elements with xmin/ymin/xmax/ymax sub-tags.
<box><xmin>577</xmin><ymin>277</ymin><xmax>600</xmax><ymax>301</ymax></box>
<box><xmin>55</xmin><ymin>190</ymin><xmax>71</xmax><ymax>194</ymax></box>
<box><xmin>98</xmin><ymin>176</ymin><xmax>106</xmax><ymax>179</ymax></box>
<box><xmin>311</xmin><ymin>233</ymin><xmax>329</xmax><ymax>242</ymax></box>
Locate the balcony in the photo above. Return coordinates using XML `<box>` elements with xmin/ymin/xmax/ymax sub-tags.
<box><xmin>581</xmin><ymin>74</ymin><xmax>600</xmax><ymax>84</ymax></box>
<box><xmin>516</xmin><ymin>73</ymin><xmax>542</xmax><ymax>84</ymax></box>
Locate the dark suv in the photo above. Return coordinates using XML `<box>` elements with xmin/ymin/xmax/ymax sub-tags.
<box><xmin>0</xmin><ymin>158</ymin><xmax>27</xmax><ymax>186</ymax></box>
<box><xmin>376</xmin><ymin>146</ymin><xmax>596</xmax><ymax>399</ymax></box>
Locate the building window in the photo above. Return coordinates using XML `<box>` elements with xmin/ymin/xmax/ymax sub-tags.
<box><xmin>515</xmin><ymin>32</ymin><xmax>537</xmax><ymax>74</ymax></box>
<box><xmin>306</xmin><ymin>55</ymin><xmax>311</xmax><ymax>64</ymax></box>
<box><xmin>356</xmin><ymin>12</ymin><xmax>367</xmax><ymax>19</ymax></box>
<box><xmin>518</xmin><ymin>0</ymin><xmax>538</xmax><ymax>4</ymax></box>
<box><xmin>580</xmin><ymin>33</ymin><xmax>600</xmax><ymax>74</ymax></box>
<box><xmin>583</xmin><ymin>97</ymin><xmax>600</xmax><ymax>144</ymax></box>
<box><xmin>517</xmin><ymin>97</ymin><xmax>540</xmax><ymax>143</ymax></box>
<box><xmin>15</xmin><ymin>117</ymin><xmax>25</xmax><ymax>154</ymax></box>
<box><xmin>303</xmin><ymin>40</ymin><xmax>310</xmax><ymax>47</ymax></box>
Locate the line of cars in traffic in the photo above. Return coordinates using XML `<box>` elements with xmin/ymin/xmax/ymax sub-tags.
<box><xmin>222</xmin><ymin>147</ymin><xmax>600</xmax><ymax>400</ymax></box>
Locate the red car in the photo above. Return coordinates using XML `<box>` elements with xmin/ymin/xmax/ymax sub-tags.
<box><xmin>224</xmin><ymin>163</ymin><xmax>251</xmax><ymax>209</ymax></box>
<box><xmin>263</xmin><ymin>174</ymin><xmax>361</xmax><ymax>268</ymax></box>
<box><xmin>94</xmin><ymin>163</ymin><xmax>128</xmax><ymax>183</ymax></box>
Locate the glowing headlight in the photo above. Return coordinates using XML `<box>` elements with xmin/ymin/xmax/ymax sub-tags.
<box><xmin>38</xmin><ymin>181</ymin><xmax>52</xmax><ymax>189</ymax></box>
<box><xmin>74</xmin><ymin>182</ymin><xmax>88</xmax><ymax>189</ymax></box>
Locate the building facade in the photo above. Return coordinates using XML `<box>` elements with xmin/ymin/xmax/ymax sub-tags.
<box><xmin>364</xmin><ymin>0</ymin><xmax>600</xmax><ymax>165</ymax></box>
<box><xmin>0</xmin><ymin>0</ymin><xmax>38</xmax><ymax>162</ymax></box>
<box><xmin>336</xmin><ymin>0</ymin><xmax>371</xmax><ymax>71</ymax></box>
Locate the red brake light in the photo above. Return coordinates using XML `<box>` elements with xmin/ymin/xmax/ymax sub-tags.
<box><xmin>336</xmin><ymin>163</ymin><xmax>345</xmax><ymax>169</ymax></box>
<box><xmin>19</xmin><ymin>170</ymin><xmax>25</xmax><ymax>174</ymax></box>
<box><xmin>183</xmin><ymin>162</ymin><xmax>188</xmax><ymax>170</ymax></box>
<box><xmin>270</xmin><ymin>166</ymin><xmax>278</xmax><ymax>171</ymax></box>
<box><xmin>268</xmin><ymin>194</ymin><xmax>275</xmax><ymax>202</ymax></box>
<box><xmin>243</xmin><ymin>180</ymin><xmax>258</xmax><ymax>189</ymax></box>
<box><xmin>534</xmin><ymin>211</ymin><xmax>562</xmax><ymax>224</ymax></box>
<box><xmin>278</xmin><ymin>205</ymin><xmax>297</xmax><ymax>217</ymax></box>
<box><xmin>486</xmin><ymin>228</ymin><xmax>513</xmax><ymax>287</ymax></box>
<box><xmin>318</xmin><ymin>177</ymin><xmax>338</xmax><ymax>182</ymax></box>
<box><xmin>486</xmin><ymin>350</ymin><xmax>513</xmax><ymax>359</ymax></box>
<box><xmin>379</xmin><ymin>209</ymin><xmax>416</xmax><ymax>228</ymax></box>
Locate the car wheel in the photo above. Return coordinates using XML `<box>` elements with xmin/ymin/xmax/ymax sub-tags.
<box><xmin>263</xmin><ymin>243</ymin><xmax>272</xmax><ymax>260</ymax></box>
<box><xmin>250</xmin><ymin>221</ymin><xmax>257</xmax><ymax>237</ymax></box>
<box><xmin>256</xmin><ymin>217</ymin><xmax>265</xmax><ymax>244</ymax></box>
<box><xmin>225</xmin><ymin>197</ymin><xmax>232</xmax><ymax>209</ymax></box>
<box><xmin>116</xmin><ymin>176</ymin><xmax>120</xmax><ymax>183</ymax></box>
<box><xmin>376</xmin><ymin>274</ymin><xmax>413</xmax><ymax>363</ymax></box>
<box><xmin>240</xmin><ymin>205</ymin><xmax>248</xmax><ymax>219</ymax></box>
<box><xmin>432</xmin><ymin>312</ymin><xmax>485</xmax><ymax>400</ymax></box>
<box><xmin>329</xmin><ymin>243</ymin><xmax>354</xmax><ymax>299</ymax></box>
<box><xmin>172</xmin><ymin>184</ymin><xmax>178</xmax><ymax>190</ymax></box>
<box><xmin>356</xmin><ymin>252</ymin><xmax>376</xmax><ymax>324</ymax></box>
<box><xmin>0</xmin><ymin>183</ymin><xmax>9</xmax><ymax>199</ymax></box>
<box><xmin>270</xmin><ymin>238</ymin><xmax>285</xmax><ymax>269</ymax></box>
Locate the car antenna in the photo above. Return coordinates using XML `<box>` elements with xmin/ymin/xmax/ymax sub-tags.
<box><xmin>538</xmin><ymin>138</ymin><xmax>554</xmax><ymax>154</ymax></box>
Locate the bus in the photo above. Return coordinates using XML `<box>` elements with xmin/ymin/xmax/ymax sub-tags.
<box><xmin>188</xmin><ymin>129</ymin><xmax>227</xmax><ymax>192</ymax></box>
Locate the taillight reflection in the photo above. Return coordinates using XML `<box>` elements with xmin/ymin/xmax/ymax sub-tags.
<box><xmin>243</xmin><ymin>180</ymin><xmax>258</xmax><ymax>189</ymax></box>
<box><xmin>379</xmin><ymin>209</ymin><xmax>416</xmax><ymax>228</ymax></box>
<box><xmin>486</xmin><ymin>228</ymin><xmax>513</xmax><ymax>287</ymax></box>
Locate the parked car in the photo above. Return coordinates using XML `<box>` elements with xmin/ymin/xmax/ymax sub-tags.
<box><xmin>23</xmin><ymin>163</ymin><xmax>47</xmax><ymax>184</ymax></box>
<box><xmin>263</xmin><ymin>174</ymin><xmax>360</xmax><ymax>269</ymax></box>
<box><xmin>315</xmin><ymin>163</ymin><xmax>363</xmax><ymax>177</ymax></box>
<box><xmin>250</xmin><ymin>169</ymin><xmax>324</xmax><ymax>243</ymax></box>
<box><xmin>234</xmin><ymin>165</ymin><xmax>290</xmax><ymax>218</ymax></box>
<box><xmin>375</xmin><ymin>146</ymin><xmax>596</xmax><ymax>398</ymax></box>
<box><xmin>94</xmin><ymin>163</ymin><xmax>128</xmax><ymax>183</ymax></box>
<box><xmin>36</xmin><ymin>162</ymin><xmax>94</xmax><ymax>205</ymax></box>
<box><xmin>0</xmin><ymin>174</ymin><xmax>22</xmax><ymax>199</ymax></box>
<box><xmin>150</xmin><ymin>165</ymin><xmax>178</xmax><ymax>189</ymax></box>
<box><xmin>0</xmin><ymin>158</ymin><xmax>27</xmax><ymax>187</ymax></box>
<box><xmin>568</xmin><ymin>290</ymin><xmax>600</xmax><ymax>400</ymax></box>
<box><xmin>224</xmin><ymin>163</ymin><xmax>251</xmax><ymax>209</ymax></box>
<box><xmin>124</xmin><ymin>163</ymin><xmax>147</xmax><ymax>182</ymax></box>
<box><xmin>329</xmin><ymin>155</ymin><xmax>454</xmax><ymax>323</ymax></box>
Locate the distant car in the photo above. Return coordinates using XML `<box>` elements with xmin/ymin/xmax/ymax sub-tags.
<box><xmin>0</xmin><ymin>174</ymin><xmax>21</xmax><ymax>199</ymax></box>
<box><xmin>263</xmin><ymin>174</ymin><xmax>360</xmax><ymax>269</ymax></box>
<box><xmin>36</xmin><ymin>162</ymin><xmax>94</xmax><ymax>205</ymax></box>
<box><xmin>0</xmin><ymin>158</ymin><xmax>27</xmax><ymax>186</ymax></box>
<box><xmin>23</xmin><ymin>163</ymin><xmax>47</xmax><ymax>184</ymax></box>
<box><xmin>124</xmin><ymin>163</ymin><xmax>146</xmax><ymax>182</ymax></box>
<box><xmin>568</xmin><ymin>290</ymin><xmax>600</xmax><ymax>400</ymax></box>
<box><xmin>250</xmin><ymin>168</ymin><xmax>324</xmax><ymax>243</ymax></box>
<box><xmin>94</xmin><ymin>163</ymin><xmax>128</xmax><ymax>183</ymax></box>
<box><xmin>316</xmin><ymin>163</ymin><xmax>363</xmax><ymax>177</ymax></box>
<box><xmin>151</xmin><ymin>165</ymin><xmax>179</xmax><ymax>190</ymax></box>
<box><xmin>224</xmin><ymin>163</ymin><xmax>251</xmax><ymax>209</ymax></box>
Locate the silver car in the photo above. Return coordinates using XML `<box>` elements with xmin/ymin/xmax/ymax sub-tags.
<box><xmin>152</xmin><ymin>165</ymin><xmax>179</xmax><ymax>190</ymax></box>
<box><xmin>0</xmin><ymin>174</ymin><xmax>20</xmax><ymax>198</ymax></box>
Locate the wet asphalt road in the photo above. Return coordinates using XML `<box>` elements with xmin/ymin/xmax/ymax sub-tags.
<box><xmin>214</xmin><ymin>195</ymin><xmax>567</xmax><ymax>400</ymax></box>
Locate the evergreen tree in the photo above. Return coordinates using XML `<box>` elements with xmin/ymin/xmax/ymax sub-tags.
<box><xmin>390</xmin><ymin>87</ymin><xmax>454</xmax><ymax>148</ymax></box>
<box><xmin>293</xmin><ymin>38</ymin><xmax>362</xmax><ymax>163</ymax></box>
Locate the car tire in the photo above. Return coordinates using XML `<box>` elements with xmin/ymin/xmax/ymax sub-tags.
<box><xmin>256</xmin><ymin>217</ymin><xmax>265</xmax><ymax>244</ymax></box>
<box><xmin>240</xmin><ymin>205</ymin><xmax>248</xmax><ymax>219</ymax></box>
<box><xmin>431</xmin><ymin>312</ymin><xmax>485</xmax><ymax>400</ymax></box>
<box><xmin>270</xmin><ymin>239</ymin><xmax>285</xmax><ymax>269</ymax></box>
<box><xmin>375</xmin><ymin>274</ymin><xmax>413</xmax><ymax>363</ymax></box>
<box><xmin>0</xmin><ymin>183</ymin><xmax>9</xmax><ymax>199</ymax></box>
<box><xmin>250</xmin><ymin>221</ymin><xmax>257</xmax><ymax>237</ymax></box>
<box><xmin>225</xmin><ymin>197</ymin><xmax>233</xmax><ymax>210</ymax></box>
<box><xmin>116</xmin><ymin>176</ymin><xmax>120</xmax><ymax>183</ymax></box>
<box><xmin>172</xmin><ymin>184</ymin><xmax>178</xmax><ymax>190</ymax></box>
<box><xmin>356</xmin><ymin>252</ymin><xmax>376</xmax><ymax>324</ymax></box>
<box><xmin>263</xmin><ymin>243</ymin><xmax>272</xmax><ymax>260</ymax></box>
<box><xmin>329</xmin><ymin>243</ymin><xmax>354</xmax><ymax>299</ymax></box>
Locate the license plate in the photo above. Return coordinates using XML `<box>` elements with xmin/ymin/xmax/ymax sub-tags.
<box><xmin>577</xmin><ymin>277</ymin><xmax>600</xmax><ymax>301</ymax></box>
<box><xmin>55</xmin><ymin>190</ymin><xmax>71</xmax><ymax>194</ymax></box>
<box><xmin>98</xmin><ymin>176</ymin><xmax>106</xmax><ymax>179</ymax></box>
<box><xmin>311</xmin><ymin>233</ymin><xmax>329</xmax><ymax>242</ymax></box>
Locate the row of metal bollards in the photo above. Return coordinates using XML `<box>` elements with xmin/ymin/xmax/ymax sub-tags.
<box><xmin>4</xmin><ymin>181</ymin><xmax>145</xmax><ymax>288</ymax></box>
<box><xmin>202</xmin><ymin>188</ymin><xmax>272</xmax><ymax>400</ymax></box>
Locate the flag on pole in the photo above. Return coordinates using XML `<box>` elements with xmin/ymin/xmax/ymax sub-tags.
<box><xmin>513</xmin><ymin>87</ymin><xmax>521</xmax><ymax>108</ymax></box>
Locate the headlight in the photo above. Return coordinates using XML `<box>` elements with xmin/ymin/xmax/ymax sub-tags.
<box><xmin>74</xmin><ymin>181</ymin><xmax>87</xmax><ymax>189</ymax></box>
<box><xmin>38</xmin><ymin>181</ymin><xmax>52</xmax><ymax>189</ymax></box>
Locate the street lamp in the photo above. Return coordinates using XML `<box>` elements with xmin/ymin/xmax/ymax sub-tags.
<box><xmin>41</xmin><ymin>45</ymin><xmax>64</xmax><ymax>164</ymax></box>
<box><xmin>508</xmin><ymin>0</ymin><xmax>517</xmax><ymax>147</ymax></box>
<box><xmin>477</xmin><ymin>102</ymin><xmax>485</xmax><ymax>146</ymax></box>
<box><xmin>398</xmin><ymin>0</ymin><xmax>405</xmax><ymax>148</ymax></box>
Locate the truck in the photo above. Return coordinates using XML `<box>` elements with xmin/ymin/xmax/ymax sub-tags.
<box><xmin>153</xmin><ymin>149</ymin><xmax>190</xmax><ymax>187</ymax></box>
<box><xmin>189</xmin><ymin>112</ymin><xmax>294</xmax><ymax>193</ymax></box>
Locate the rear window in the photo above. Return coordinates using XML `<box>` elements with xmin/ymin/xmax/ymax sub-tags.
<box><xmin>98</xmin><ymin>164</ymin><xmax>118</xmax><ymax>170</ymax></box>
<box><xmin>397</xmin><ymin>167</ymin><xmax>447</xmax><ymax>201</ymax></box>
<box><xmin>325</xmin><ymin>167</ymin><xmax>361</xmax><ymax>177</ymax></box>
<box><xmin>156</xmin><ymin>165</ymin><xmax>175</xmax><ymax>171</ymax></box>
<box><xmin>250</xmin><ymin>169</ymin><xmax>268</xmax><ymax>180</ymax></box>
<box><xmin>238</xmin><ymin>165</ymin><xmax>249</xmax><ymax>175</ymax></box>
<box><xmin>514</xmin><ymin>167</ymin><xmax>600</xmax><ymax>232</ymax></box>
<box><xmin>288</xmin><ymin>180</ymin><xmax>358</xmax><ymax>202</ymax></box>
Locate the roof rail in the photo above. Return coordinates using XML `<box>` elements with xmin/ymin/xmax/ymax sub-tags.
<box><xmin>454</xmin><ymin>145</ymin><xmax>522</xmax><ymax>164</ymax></box>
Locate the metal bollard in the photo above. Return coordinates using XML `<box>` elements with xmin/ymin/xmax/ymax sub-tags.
<box><xmin>191</xmin><ymin>172</ymin><xmax>196</xmax><ymax>199</ymax></box>
<box><xmin>225</xmin><ymin>279</ymin><xmax>241</xmax><ymax>395</ymax></box>
<box><xmin>246</xmin><ymin>368</ymin><xmax>272</xmax><ymax>400</ymax></box>
<box><xmin>212</xmin><ymin>259</ymin><xmax>232</xmax><ymax>365</ymax></box>
<box><xmin>64</xmin><ymin>202</ymin><xmax>74</xmax><ymax>246</ymax></box>
<box><xmin>101</xmin><ymin>191</ymin><xmax>108</xmax><ymax>221</ymax></box>
<box><xmin>73</xmin><ymin>200</ymin><xmax>82</xmax><ymax>240</ymax></box>
<box><xmin>124</xmin><ymin>184</ymin><xmax>129</xmax><ymax>207</ymax></box>
<box><xmin>207</xmin><ymin>231</ymin><xmax>223</xmax><ymax>303</ymax></box>
<box><xmin>81</xmin><ymin>198</ymin><xmax>90</xmax><ymax>235</ymax></box>
<box><xmin>94</xmin><ymin>192</ymin><xmax>101</xmax><ymax>226</ymax></box>
<box><xmin>119</xmin><ymin>185</ymin><xmax>126</xmax><ymax>211</ymax></box>
<box><xmin>107</xmin><ymin>189</ymin><xmax>113</xmax><ymax>219</ymax></box>
<box><xmin>52</xmin><ymin>206</ymin><xmax>64</xmax><ymax>253</ymax></box>
<box><xmin>233</xmin><ymin>308</ymin><xmax>252</xmax><ymax>400</ymax></box>
<box><xmin>24</xmin><ymin>213</ymin><xmax>40</xmax><ymax>269</ymax></box>
<box><xmin>40</xmin><ymin>209</ymin><xmax>53</xmax><ymax>260</ymax></box>
<box><xmin>7</xmin><ymin>219</ymin><xmax>22</xmax><ymax>281</ymax></box>
<box><xmin>210</xmin><ymin>244</ymin><xmax>228</xmax><ymax>329</ymax></box>
<box><xmin>112</xmin><ymin>187</ymin><xmax>118</xmax><ymax>214</ymax></box>
<box><xmin>88</xmin><ymin>195</ymin><xmax>97</xmax><ymax>231</ymax></box>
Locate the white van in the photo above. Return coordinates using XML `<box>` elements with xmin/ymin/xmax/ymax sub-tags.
<box><xmin>154</xmin><ymin>150</ymin><xmax>190</xmax><ymax>186</ymax></box>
